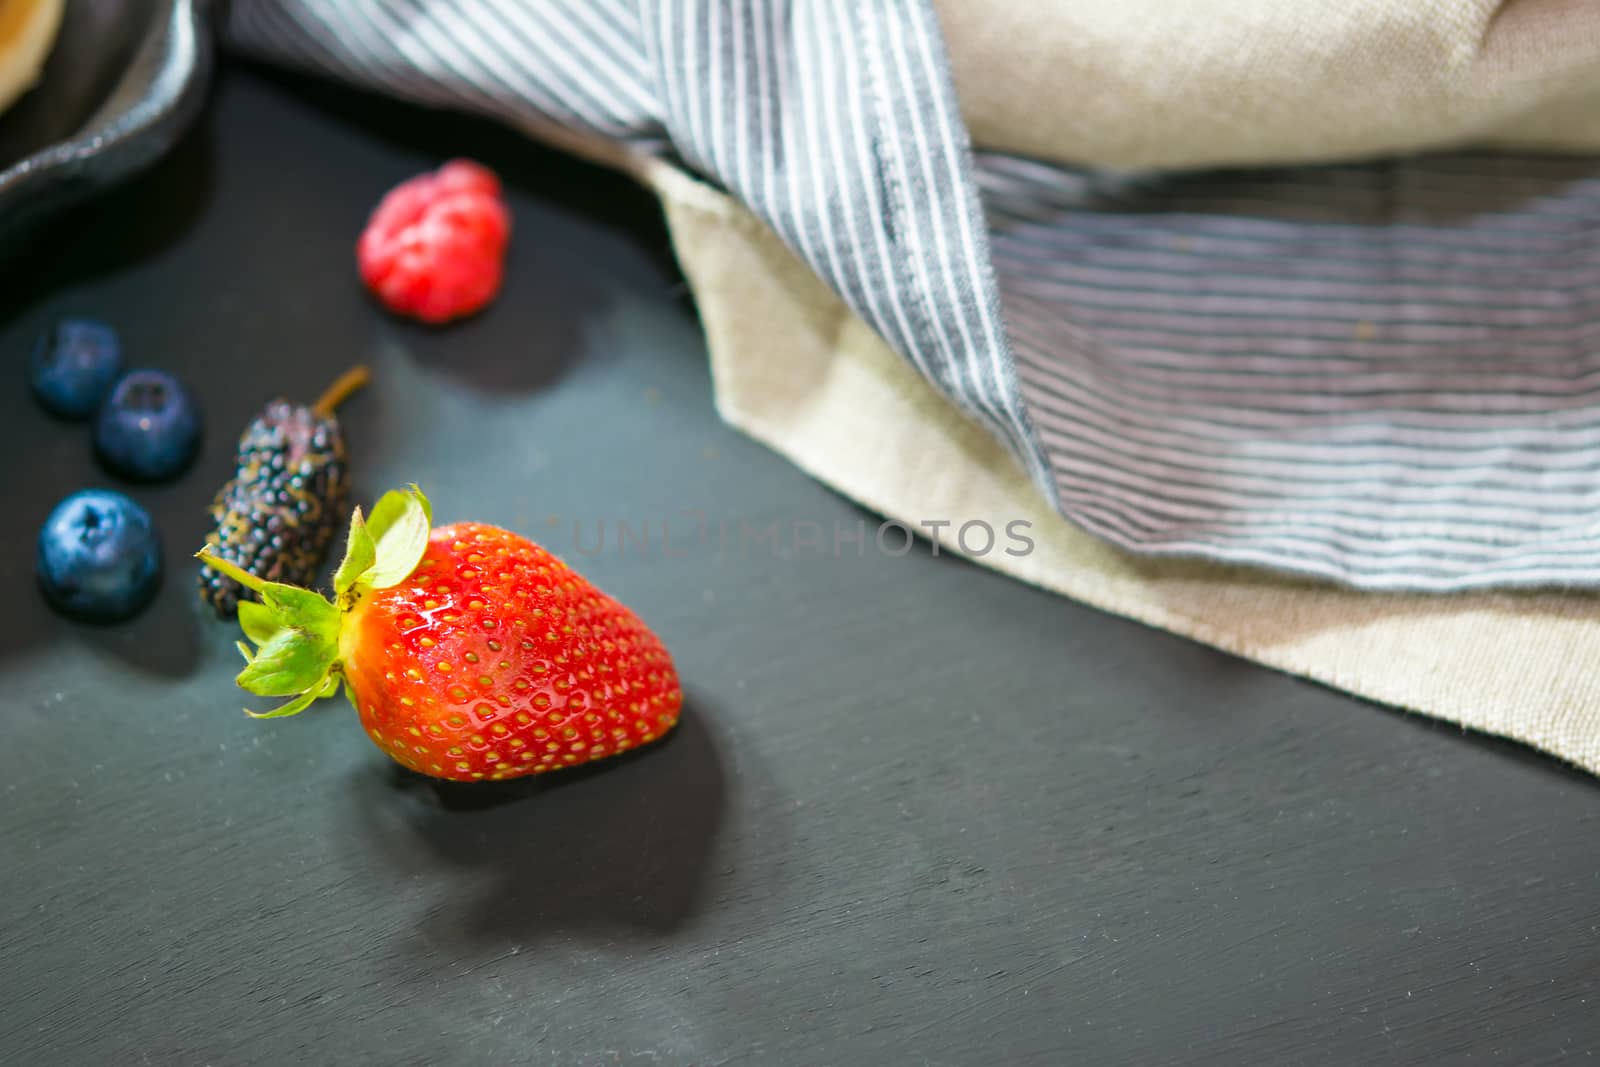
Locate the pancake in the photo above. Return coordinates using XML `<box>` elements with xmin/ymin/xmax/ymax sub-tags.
<box><xmin>0</xmin><ymin>0</ymin><xmax>63</xmax><ymax>117</ymax></box>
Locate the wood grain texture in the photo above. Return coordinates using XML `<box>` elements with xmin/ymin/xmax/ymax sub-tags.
<box><xmin>0</xmin><ymin>65</ymin><xmax>1596</xmax><ymax>1065</ymax></box>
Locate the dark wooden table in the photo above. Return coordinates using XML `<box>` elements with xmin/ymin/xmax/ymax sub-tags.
<box><xmin>2</xmin><ymin>65</ymin><xmax>1596</xmax><ymax>1065</ymax></box>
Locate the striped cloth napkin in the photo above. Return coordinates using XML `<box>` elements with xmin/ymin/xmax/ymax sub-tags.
<box><xmin>225</xmin><ymin>0</ymin><xmax>1600</xmax><ymax>771</ymax></box>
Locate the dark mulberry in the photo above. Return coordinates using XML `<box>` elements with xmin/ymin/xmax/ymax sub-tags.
<box><xmin>198</xmin><ymin>367</ymin><xmax>369</xmax><ymax>618</ymax></box>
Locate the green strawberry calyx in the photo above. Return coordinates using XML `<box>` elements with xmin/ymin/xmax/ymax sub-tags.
<box><xmin>195</xmin><ymin>485</ymin><xmax>433</xmax><ymax>718</ymax></box>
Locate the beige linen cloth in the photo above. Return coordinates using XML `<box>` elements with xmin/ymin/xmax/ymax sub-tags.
<box><xmin>941</xmin><ymin>0</ymin><xmax>1600</xmax><ymax>167</ymax></box>
<box><xmin>639</xmin><ymin>2</ymin><xmax>1600</xmax><ymax>774</ymax></box>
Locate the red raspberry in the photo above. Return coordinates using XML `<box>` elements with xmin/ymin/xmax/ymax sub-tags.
<box><xmin>357</xmin><ymin>160</ymin><xmax>511</xmax><ymax>325</ymax></box>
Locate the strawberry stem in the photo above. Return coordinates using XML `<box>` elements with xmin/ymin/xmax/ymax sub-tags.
<box><xmin>201</xmin><ymin>485</ymin><xmax>433</xmax><ymax>719</ymax></box>
<box><xmin>196</xmin><ymin>546</ymin><xmax>267</xmax><ymax>594</ymax></box>
<box><xmin>312</xmin><ymin>365</ymin><xmax>371</xmax><ymax>418</ymax></box>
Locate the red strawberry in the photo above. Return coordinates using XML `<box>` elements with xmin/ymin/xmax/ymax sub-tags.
<box><xmin>198</xmin><ymin>487</ymin><xmax>681</xmax><ymax>782</ymax></box>
<box><xmin>357</xmin><ymin>160</ymin><xmax>511</xmax><ymax>325</ymax></box>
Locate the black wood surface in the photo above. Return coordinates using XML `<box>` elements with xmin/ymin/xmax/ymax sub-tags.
<box><xmin>1</xmin><ymin>65</ymin><xmax>1596</xmax><ymax>1066</ymax></box>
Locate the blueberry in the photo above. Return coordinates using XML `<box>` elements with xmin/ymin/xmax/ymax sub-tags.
<box><xmin>30</xmin><ymin>318</ymin><xmax>123</xmax><ymax>419</ymax></box>
<box><xmin>94</xmin><ymin>370</ymin><xmax>202</xmax><ymax>482</ymax></box>
<box><xmin>37</xmin><ymin>490</ymin><xmax>163</xmax><ymax>622</ymax></box>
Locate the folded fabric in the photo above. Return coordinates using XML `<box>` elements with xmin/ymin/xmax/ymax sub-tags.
<box><xmin>650</xmin><ymin>159</ymin><xmax>1600</xmax><ymax>777</ymax></box>
<box><xmin>225</xmin><ymin>1</ymin><xmax>1600</xmax><ymax>770</ymax></box>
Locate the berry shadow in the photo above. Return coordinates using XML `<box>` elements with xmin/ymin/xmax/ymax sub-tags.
<box><xmin>16</xmin><ymin>525</ymin><xmax>206</xmax><ymax>681</ymax></box>
<box><xmin>76</xmin><ymin>562</ymin><xmax>202</xmax><ymax>680</ymax></box>
<box><xmin>345</xmin><ymin>696</ymin><xmax>730</xmax><ymax>948</ymax></box>
<box><xmin>0</xmin><ymin>472</ymin><xmax>209</xmax><ymax>678</ymax></box>
<box><xmin>238</xmin><ymin>61</ymin><xmax>683</xmax><ymax>398</ymax></box>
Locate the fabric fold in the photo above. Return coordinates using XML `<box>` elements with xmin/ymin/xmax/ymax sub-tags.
<box><xmin>649</xmin><ymin>157</ymin><xmax>1600</xmax><ymax>775</ymax></box>
<box><xmin>986</xmin><ymin>151</ymin><xmax>1600</xmax><ymax>589</ymax></box>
